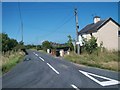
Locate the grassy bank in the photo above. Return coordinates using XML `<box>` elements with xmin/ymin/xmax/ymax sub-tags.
<box><xmin>1</xmin><ymin>51</ymin><xmax>24</xmax><ymax>74</ymax></box>
<box><xmin>64</xmin><ymin>51</ymin><xmax>120</xmax><ymax>71</ymax></box>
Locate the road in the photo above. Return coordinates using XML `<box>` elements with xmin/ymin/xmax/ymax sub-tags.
<box><xmin>2</xmin><ymin>50</ymin><xmax>120</xmax><ymax>89</ymax></box>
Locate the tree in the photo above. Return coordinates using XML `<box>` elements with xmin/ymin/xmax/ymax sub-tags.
<box><xmin>2</xmin><ymin>33</ymin><xmax>9</xmax><ymax>52</ymax></box>
<box><xmin>36</xmin><ymin>45</ymin><xmax>42</xmax><ymax>50</ymax></box>
<box><xmin>83</xmin><ymin>36</ymin><xmax>98</xmax><ymax>54</ymax></box>
<box><xmin>8</xmin><ymin>39</ymin><xmax>18</xmax><ymax>50</ymax></box>
<box><xmin>67</xmin><ymin>35</ymin><xmax>74</xmax><ymax>51</ymax></box>
<box><xmin>1</xmin><ymin>33</ymin><xmax>19</xmax><ymax>53</ymax></box>
<box><xmin>42</xmin><ymin>41</ymin><xmax>52</xmax><ymax>51</ymax></box>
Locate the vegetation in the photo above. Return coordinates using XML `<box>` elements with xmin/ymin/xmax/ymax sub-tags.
<box><xmin>25</xmin><ymin>44</ymin><xmax>42</xmax><ymax>50</ymax></box>
<box><xmin>83</xmin><ymin>36</ymin><xmax>98</xmax><ymax>54</ymax></box>
<box><xmin>66</xmin><ymin>35</ymin><xmax>74</xmax><ymax>51</ymax></box>
<box><xmin>1</xmin><ymin>33</ymin><xmax>25</xmax><ymax>54</ymax></box>
<box><xmin>2</xmin><ymin>51</ymin><xmax>24</xmax><ymax>74</ymax></box>
<box><xmin>40</xmin><ymin>35</ymin><xmax>74</xmax><ymax>52</ymax></box>
<box><xmin>0</xmin><ymin>33</ymin><xmax>25</xmax><ymax>74</ymax></box>
<box><xmin>1</xmin><ymin>33</ymin><xmax>18</xmax><ymax>53</ymax></box>
<box><xmin>64</xmin><ymin>50</ymin><xmax>119</xmax><ymax>71</ymax></box>
<box><xmin>42</xmin><ymin>41</ymin><xmax>52</xmax><ymax>51</ymax></box>
<box><xmin>64</xmin><ymin>36</ymin><xmax>119</xmax><ymax>71</ymax></box>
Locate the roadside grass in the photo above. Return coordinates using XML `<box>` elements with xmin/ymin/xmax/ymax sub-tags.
<box><xmin>64</xmin><ymin>51</ymin><xmax>120</xmax><ymax>71</ymax></box>
<box><xmin>38</xmin><ymin>50</ymin><xmax>47</xmax><ymax>54</ymax></box>
<box><xmin>29</xmin><ymin>48</ymin><xmax>37</xmax><ymax>50</ymax></box>
<box><xmin>1</xmin><ymin>51</ymin><xmax>24</xmax><ymax>74</ymax></box>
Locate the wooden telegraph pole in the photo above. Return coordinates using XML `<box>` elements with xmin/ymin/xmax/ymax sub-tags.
<box><xmin>74</xmin><ymin>8</ymin><xmax>80</xmax><ymax>54</ymax></box>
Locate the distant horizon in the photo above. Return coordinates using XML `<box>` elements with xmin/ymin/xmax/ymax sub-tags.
<box><xmin>2</xmin><ymin>2</ymin><xmax>118</xmax><ymax>45</ymax></box>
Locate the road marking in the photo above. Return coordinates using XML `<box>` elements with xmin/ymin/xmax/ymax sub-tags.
<box><xmin>33</xmin><ymin>52</ymin><xmax>37</xmax><ymax>56</ymax></box>
<box><xmin>47</xmin><ymin>63</ymin><xmax>59</xmax><ymax>75</ymax></box>
<box><xmin>71</xmin><ymin>84</ymin><xmax>80</xmax><ymax>90</ymax></box>
<box><xmin>39</xmin><ymin>57</ymin><xmax>44</xmax><ymax>61</ymax></box>
<box><xmin>35</xmin><ymin>54</ymin><xmax>38</xmax><ymax>56</ymax></box>
<box><xmin>36</xmin><ymin>54</ymin><xmax>38</xmax><ymax>56</ymax></box>
<box><xmin>33</xmin><ymin>52</ymin><xmax>35</xmax><ymax>54</ymax></box>
<box><xmin>33</xmin><ymin>52</ymin><xmax>39</xmax><ymax>57</ymax></box>
<box><xmin>79</xmin><ymin>70</ymin><xmax>120</xmax><ymax>87</ymax></box>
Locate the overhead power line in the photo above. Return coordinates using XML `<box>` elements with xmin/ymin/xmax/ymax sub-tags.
<box><xmin>39</xmin><ymin>15</ymin><xmax>74</xmax><ymax>39</ymax></box>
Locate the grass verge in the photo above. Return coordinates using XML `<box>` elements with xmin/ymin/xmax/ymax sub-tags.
<box><xmin>38</xmin><ymin>50</ymin><xmax>47</xmax><ymax>54</ymax></box>
<box><xmin>64</xmin><ymin>51</ymin><xmax>120</xmax><ymax>71</ymax></box>
<box><xmin>1</xmin><ymin>51</ymin><xmax>24</xmax><ymax>74</ymax></box>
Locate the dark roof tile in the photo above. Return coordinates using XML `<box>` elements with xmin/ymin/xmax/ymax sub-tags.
<box><xmin>78</xmin><ymin>18</ymin><xmax>120</xmax><ymax>35</ymax></box>
<box><xmin>78</xmin><ymin>20</ymin><xmax>105</xmax><ymax>34</ymax></box>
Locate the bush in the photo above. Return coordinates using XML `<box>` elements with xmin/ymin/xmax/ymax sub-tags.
<box><xmin>83</xmin><ymin>36</ymin><xmax>98</xmax><ymax>54</ymax></box>
<box><xmin>67</xmin><ymin>35</ymin><xmax>74</xmax><ymax>51</ymax></box>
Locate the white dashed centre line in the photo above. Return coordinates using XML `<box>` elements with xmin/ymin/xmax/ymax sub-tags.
<box><xmin>71</xmin><ymin>84</ymin><xmax>80</xmax><ymax>90</ymax></box>
<box><xmin>35</xmin><ymin>54</ymin><xmax>38</xmax><ymax>56</ymax></box>
<box><xmin>47</xmin><ymin>63</ymin><xmax>59</xmax><ymax>75</ymax></box>
<box><xmin>39</xmin><ymin>57</ymin><xmax>44</xmax><ymax>61</ymax></box>
<box><xmin>33</xmin><ymin>52</ymin><xmax>35</xmax><ymax>54</ymax></box>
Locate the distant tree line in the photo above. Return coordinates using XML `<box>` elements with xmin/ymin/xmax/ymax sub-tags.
<box><xmin>0</xmin><ymin>33</ymin><xmax>74</xmax><ymax>53</ymax></box>
<box><xmin>41</xmin><ymin>35</ymin><xmax>74</xmax><ymax>51</ymax></box>
<box><xmin>1</xmin><ymin>33</ymin><xmax>98</xmax><ymax>55</ymax></box>
<box><xmin>25</xmin><ymin>44</ymin><xmax>42</xmax><ymax>50</ymax></box>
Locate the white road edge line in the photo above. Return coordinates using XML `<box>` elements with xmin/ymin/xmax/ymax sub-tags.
<box><xmin>39</xmin><ymin>57</ymin><xmax>44</xmax><ymax>61</ymax></box>
<box><xmin>71</xmin><ymin>84</ymin><xmax>80</xmax><ymax>90</ymax></box>
<box><xmin>47</xmin><ymin>63</ymin><xmax>59</xmax><ymax>75</ymax></box>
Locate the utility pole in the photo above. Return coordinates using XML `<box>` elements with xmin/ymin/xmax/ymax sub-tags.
<box><xmin>18</xmin><ymin>2</ymin><xmax>23</xmax><ymax>44</ymax></box>
<box><xmin>21</xmin><ymin>22</ymin><xmax>23</xmax><ymax>44</ymax></box>
<box><xmin>74</xmin><ymin>8</ymin><xmax>80</xmax><ymax>54</ymax></box>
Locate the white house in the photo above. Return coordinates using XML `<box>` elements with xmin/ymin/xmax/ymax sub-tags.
<box><xmin>78</xmin><ymin>16</ymin><xmax>120</xmax><ymax>51</ymax></box>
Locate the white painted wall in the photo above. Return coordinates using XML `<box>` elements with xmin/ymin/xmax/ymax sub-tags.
<box><xmin>78</xmin><ymin>35</ymin><xmax>83</xmax><ymax>46</ymax></box>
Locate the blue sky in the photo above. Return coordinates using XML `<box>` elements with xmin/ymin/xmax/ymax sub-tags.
<box><xmin>2</xmin><ymin>2</ymin><xmax>118</xmax><ymax>45</ymax></box>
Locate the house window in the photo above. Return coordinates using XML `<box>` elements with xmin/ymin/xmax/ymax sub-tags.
<box><xmin>119</xmin><ymin>31</ymin><xmax>120</xmax><ymax>37</ymax></box>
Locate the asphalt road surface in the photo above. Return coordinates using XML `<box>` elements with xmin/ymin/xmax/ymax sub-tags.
<box><xmin>2</xmin><ymin>50</ymin><xmax>120</xmax><ymax>89</ymax></box>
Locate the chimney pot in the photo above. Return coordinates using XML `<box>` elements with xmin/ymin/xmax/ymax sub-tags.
<box><xmin>94</xmin><ymin>16</ymin><xmax>100</xmax><ymax>23</ymax></box>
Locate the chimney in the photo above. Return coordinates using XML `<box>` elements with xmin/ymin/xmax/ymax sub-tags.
<box><xmin>94</xmin><ymin>16</ymin><xmax>100</xmax><ymax>23</ymax></box>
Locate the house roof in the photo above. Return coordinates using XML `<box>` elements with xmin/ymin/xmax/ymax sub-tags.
<box><xmin>78</xmin><ymin>17</ymin><xmax>120</xmax><ymax>35</ymax></box>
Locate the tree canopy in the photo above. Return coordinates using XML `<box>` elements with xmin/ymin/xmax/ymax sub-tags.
<box><xmin>1</xmin><ymin>33</ymin><xmax>24</xmax><ymax>53</ymax></box>
<box><xmin>42</xmin><ymin>41</ymin><xmax>52</xmax><ymax>51</ymax></box>
<box><xmin>67</xmin><ymin>35</ymin><xmax>74</xmax><ymax>51</ymax></box>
